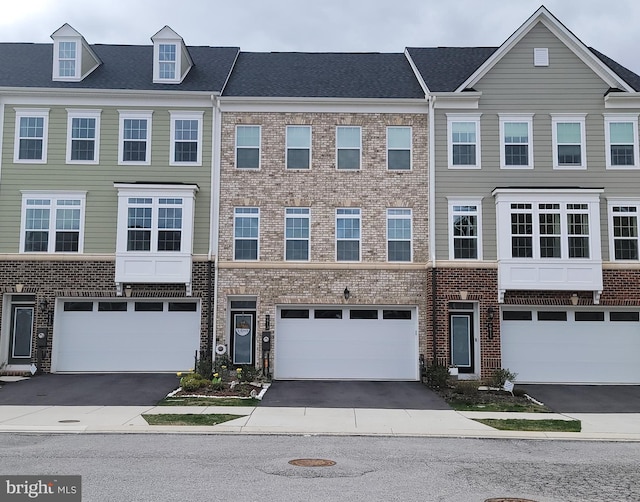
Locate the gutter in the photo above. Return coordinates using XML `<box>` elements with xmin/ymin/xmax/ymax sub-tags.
<box><xmin>209</xmin><ymin>94</ymin><xmax>223</xmax><ymax>362</ymax></box>
<box><xmin>428</xmin><ymin>94</ymin><xmax>438</xmax><ymax>364</ymax></box>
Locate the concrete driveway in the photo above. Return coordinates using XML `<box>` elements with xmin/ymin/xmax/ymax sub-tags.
<box><xmin>521</xmin><ymin>384</ymin><xmax>640</xmax><ymax>413</ymax></box>
<box><xmin>260</xmin><ymin>380</ymin><xmax>451</xmax><ymax>409</ymax></box>
<box><xmin>0</xmin><ymin>374</ymin><xmax>179</xmax><ymax>406</ymax></box>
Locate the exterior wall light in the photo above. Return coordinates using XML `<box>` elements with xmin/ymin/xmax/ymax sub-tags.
<box><xmin>344</xmin><ymin>287</ymin><xmax>350</xmax><ymax>301</ymax></box>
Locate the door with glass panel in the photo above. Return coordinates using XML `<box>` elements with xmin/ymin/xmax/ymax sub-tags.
<box><xmin>450</xmin><ymin>313</ymin><xmax>474</xmax><ymax>374</ymax></box>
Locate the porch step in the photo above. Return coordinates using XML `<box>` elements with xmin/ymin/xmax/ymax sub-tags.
<box><xmin>0</xmin><ymin>370</ymin><xmax>33</xmax><ymax>377</ymax></box>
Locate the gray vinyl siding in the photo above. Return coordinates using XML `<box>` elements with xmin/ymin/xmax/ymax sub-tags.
<box><xmin>0</xmin><ymin>104</ymin><xmax>213</xmax><ymax>255</ymax></box>
<box><xmin>435</xmin><ymin>22</ymin><xmax>640</xmax><ymax>262</ymax></box>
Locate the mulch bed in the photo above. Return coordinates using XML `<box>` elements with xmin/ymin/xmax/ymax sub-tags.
<box><xmin>172</xmin><ymin>382</ymin><xmax>264</xmax><ymax>398</ymax></box>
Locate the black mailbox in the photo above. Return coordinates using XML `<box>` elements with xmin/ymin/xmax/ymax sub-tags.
<box><xmin>261</xmin><ymin>331</ymin><xmax>271</xmax><ymax>351</ymax></box>
<box><xmin>37</xmin><ymin>328</ymin><xmax>48</xmax><ymax>348</ymax></box>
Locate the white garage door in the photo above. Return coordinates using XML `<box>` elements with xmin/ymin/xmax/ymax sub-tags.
<box><xmin>52</xmin><ymin>299</ymin><xmax>201</xmax><ymax>372</ymax></box>
<box><xmin>275</xmin><ymin>306</ymin><xmax>418</xmax><ymax>380</ymax></box>
<box><xmin>501</xmin><ymin>309</ymin><xmax>640</xmax><ymax>384</ymax></box>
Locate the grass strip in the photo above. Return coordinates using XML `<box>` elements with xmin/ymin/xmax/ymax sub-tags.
<box><xmin>158</xmin><ymin>397</ymin><xmax>260</xmax><ymax>407</ymax></box>
<box><xmin>474</xmin><ymin>418</ymin><xmax>581</xmax><ymax>432</ymax></box>
<box><xmin>143</xmin><ymin>413</ymin><xmax>244</xmax><ymax>426</ymax></box>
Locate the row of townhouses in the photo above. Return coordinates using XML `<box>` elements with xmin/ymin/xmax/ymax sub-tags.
<box><xmin>1</xmin><ymin>7</ymin><xmax>639</xmax><ymax>384</ymax></box>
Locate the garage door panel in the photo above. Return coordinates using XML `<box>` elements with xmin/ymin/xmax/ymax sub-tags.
<box><xmin>275</xmin><ymin>306</ymin><xmax>418</xmax><ymax>380</ymax></box>
<box><xmin>53</xmin><ymin>300</ymin><xmax>200</xmax><ymax>372</ymax></box>
<box><xmin>502</xmin><ymin>311</ymin><xmax>640</xmax><ymax>384</ymax></box>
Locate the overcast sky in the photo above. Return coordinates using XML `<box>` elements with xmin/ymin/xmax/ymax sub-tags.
<box><xmin>1</xmin><ymin>0</ymin><xmax>639</xmax><ymax>72</ymax></box>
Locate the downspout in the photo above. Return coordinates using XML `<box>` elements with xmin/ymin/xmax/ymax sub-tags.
<box><xmin>429</xmin><ymin>94</ymin><xmax>438</xmax><ymax>364</ymax></box>
<box><xmin>210</xmin><ymin>94</ymin><xmax>223</xmax><ymax>363</ymax></box>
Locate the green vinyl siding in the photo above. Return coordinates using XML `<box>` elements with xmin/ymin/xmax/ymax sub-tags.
<box><xmin>435</xmin><ymin>22</ymin><xmax>640</xmax><ymax>262</ymax></box>
<box><xmin>0</xmin><ymin>104</ymin><xmax>213</xmax><ymax>255</ymax></box>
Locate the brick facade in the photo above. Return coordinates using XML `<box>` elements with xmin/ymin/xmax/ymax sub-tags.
<box><xmin>216</xmin><ymin>110</ymin><xmax>429</xmax><ymax>372</ymax></box>
<box><xmin>0</xmin><ymin>259</ymin><xmax>213</xmax><ymax>372</ymax></box>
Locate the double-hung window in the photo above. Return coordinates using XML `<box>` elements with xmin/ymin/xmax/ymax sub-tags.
<box><xmin>119</xmin><ymin>111</ymin><xmax>152</xmax><ymax>165</ymax></box>
<box><xmin>604</xmin><ymin>114</ymin><xmax>639</xmax><ymax>168</ymax></box>
<box><xmin>336</xmin><ymin>126</ymin><xmax>361</xmax><ymax>170</ymax></box>
<box><xmin>170</xmin><ymin>111</ymin><xmax>203</xmax><ymax>166</ymax></box>
<box><xmin>387</xmin><ymin>209</ymin><xmax>412</xmax><ymax>262</ymax></box>
<box><xmin>500</xmin><ymin>115</ymin><xmax>533</xmax><ymax>168</ymax></box>
<box><xmin>609</xmin><ymin>201</ymin><xmax>640</xmax><ymax>260</ymax></box>
<box><xmin>20</xmin><ymin>192</ymin><xmax>86</xmax><ymax>253</ymax></box>
<box><xmin>234</xmin><ymin>207</ymin><xmax>259</xmax><ymax>260</ymax></box>
<box><xmin>387</xmin><ymin>126</ymin><xmax>412</xmax><ymax>170</ymax></box>
<box><xmin>447</xmin><ymin>114</ymin><xmax>481</xmax><ymax>168</ymax></box>
<box><xmin>158</xmin><ymin>44</ymin><xmax>177</xmax><ymax>80</ymax></box>
<box><xmin>285</xmin><ymin>208</ymin><xmax>310</xmax><ymax>261</ymax></box>
<box><xmin>552</xmin><ymin>114</ymin><xmax>586</xmax><ymax>169</ymax></box>
<box><xmin>449</xmin><ymin>201</ymin><xmax>482</xmax><ymax>260</ymax></box>
<box><xmin>236</xmin><ymin>125</ymin><xmax>261</xmax><ymax>169</ymax></box>
<box><xmin>506</xmin><ymin>202</ymin><xmax>592</xmax><ymax>259</ymax></box>
<box><xmin>286</xmin><ymin>126</ymin><xmax>311</xmax><ymax>169</ymax></box>
<box><xmin>66</xmin><ymin>109</ymin><xmax>101</xmax><ymax>164</ymax></box>
<box><xmin>57</xmin><ymin>41</ymin><xmax>77</xmax><ymax>78</ymax></box>
<box><xmin>336</xmin><ymin>208</ymin><xmax>361</xmax><ymax>261</ymax></box>
<box><xmin>14</xmin><ymin>108</ymin><xmax>49</xmax><ymax>163</ymax></box>
<box><xmin>126</xmin><ymin>197</ymin><xmax>183</xmax><ymax>252</ymax></box>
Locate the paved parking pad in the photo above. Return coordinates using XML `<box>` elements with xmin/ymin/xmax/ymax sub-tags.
<box><xmin>0</xmin><ymin>374</ymin><xmax>179</xmax><ymax>406</ymax></box>
<box><xmin>521</xmin><ymin>384</ymin><xmax>640</xmax><ymax>413</ymax></box>
<box><xmin>260</xmin><ymin>380</ymin><xmax>451</xmax><ymax>409</ymax></box>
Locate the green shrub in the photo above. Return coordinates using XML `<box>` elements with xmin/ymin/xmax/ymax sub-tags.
<box><xmin>453</xmin><ymin>380</ymin><xmax>479</xmax><ymax>396</ymax></box>
<box><xmin>195</xmin><ymin>356</ymin><xmax>213</xmax><ymax>379</ymax></box>
<box><xmin>213</xmin><ymin>353</ymin><xmax>232</xmax><ymax>374</ymax></box>
<box><xmin>180</xmin><ymin>374</ymin><xmax>207</xmax><ymax>392</ymax></box>
<box><xmin>513</xmin><ymin>387</ymin><xmax>526</xmax><ymax>397</ymax></box>
<box><xmin>490</xmin><ymin>368</ymin><xmax>518</xmax><ymax>388</ymax></box>
<box><xmin>425</xmin><ymin>363</ymin><xmax>450</xmax><ymax>389</ymax></box>
<box><xmin>236</xmin><ymin>364</ymin><xmax>259</xmax><ymax>383</ymax></box>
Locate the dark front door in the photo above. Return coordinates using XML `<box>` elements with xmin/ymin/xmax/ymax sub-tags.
<box><xmin>9</xmin><ymin>303</ymin><xmax>34</xmax><ymax>364</ymax></box>
<box><xmin>450</xmin><ymin>312</ymin><xmax>474</xmax><ymax>374</ymax></box>
<box><xmin>230</xmin><ymin>310</ymin><xmax>256</xmax><ymax>365</ymax></box>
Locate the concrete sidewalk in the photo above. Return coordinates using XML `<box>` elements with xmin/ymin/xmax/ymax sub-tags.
<box><xmin>0</xmin><ymin>405</ymin><xmax>639</xmax><ymax>440</ymax></box>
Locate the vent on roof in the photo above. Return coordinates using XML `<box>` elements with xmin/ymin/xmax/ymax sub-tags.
<box><xmin>534</xmin><ymin>48</ymin><xmax>549</xmax><ymax>67</ymax></box>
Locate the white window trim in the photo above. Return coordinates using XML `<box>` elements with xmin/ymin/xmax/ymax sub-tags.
<box><xmin>336</xmin><ymin>126</ymin><xmax>362</xmax><ymax>170</ymax></box>
<box><xmin>386</xmin><ymin>208</ymin><xmax>413</xmax><ymax>262</ymax></box>
<box><xmin>335</xmin><ymin>208</ymin><xmax>362</xmax><ymax>262</ymax></box>
<box><xmin>284</xmin><ymin>207</ymin><xmax>311</xmax><ymax>262</ymax></box>
<box><xmin>285</xmin><ymin>125</ymin><xmax>312</xmax><ymax>170</ymax></box>
<box><xmin>235</xmin><ymin>125</ymin><xmax>261</xmax><ymax>170</ymax></box>
<box><xmin>19</xmin><ymin>190</ymin><xmax>86</xmax><ymax>254</ymax></box>
<box><xmin>447</xmin><ymin>198</ymin><xmax>483</xmax><ymax>260</ymax></box>
<box><xmin>499</xmin><ymin>114</ymin><xmax>534</xmax><ymax>169</ymax></box>
<box><xmin>65</xmin><ymin>109</ymin><xmax>101</xmax><ymax>165</ymax></box>
<box><xmin>169</xmin><ymin>111</ymin><xmax>204</xmax><ymax>166</ymax></box>
<box><xmin>53</xmin><ymin>38</ymin><xmax>80</xmax><ymax>81</ymax></box>
<box><xmin>118</xmin><ymin>110</ymin><xmax>153</xmax><ymax>166</ymax></box>
<box><xmin>552</xmin><ymin>114</ymin><xmax>587</xmax><ymax>170</ymax></box>
<box><xmin>604</xmin><ymin>113</ymin><xmax>640</xmax><ymax>169</ymax></box>
<box><xmin>607</xmin><ymin>198</ymin><xmax>640</xmax><ymax>261</ymax></box>
<box><xmin>14</xmin><ymin>108</ymin><xmax>50</xmax><ymax>164</ymax></box>
<box><xmin>447</xmin><ymin>114</ymin><xmax>482</xmax><ymax>169</ymax></box>
<box><xmin>387</xmin><ymin>126</ymin><xmax>413</xmax><ymax>171</ymax></box>
<box><xmin>153</xmin><ymin>42</ymin><xmax>180</xmax><ymax>84</ymax></box>
<box><xmin>233</xmin><ymin>207</ymin><xmax>260</xmax><ymax>261</ymax></box>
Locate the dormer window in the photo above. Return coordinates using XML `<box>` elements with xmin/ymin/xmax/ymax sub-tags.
<box><xmin>151</xmin><ymin>26</ymin><xmax>193</xmax><ymax>84</ymax></box>
<box><xmin>159</xmin><ymin>44</ymin><xmax>177</xmax><ymax>80</ymax></box>
<box><xmin>58</xmin><ymin>41</ymin><xmax>77</xmax><ymax>77</ymax></box>
<box><xmin>51</xmin><ymin>24</ymin><xmax>101</xmax><ymax>82</ymax></box>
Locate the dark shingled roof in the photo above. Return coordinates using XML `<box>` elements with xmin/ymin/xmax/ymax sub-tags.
<box><xmin>407</xmin><ymin>46</ymin><xmax>640</xmax><ymax>93</ymax></box>
<box><xmin>0</xmin><ymin>43</ymin><xmax>240</xmax><ymax>92</ymax></box>
<box><xmin>222</xmin><ymin>52</ymin><xmax>425</xmax><ymax>98</ymax></box>
<box><xmin>405</xmin><ymin>47</ymin><xmax>497</xmax><ymax>92</ymax></box>
<box><xmin>589</xmin><ymin>47</ymin><xmax>640</xmax><ymax>92</ymax></box>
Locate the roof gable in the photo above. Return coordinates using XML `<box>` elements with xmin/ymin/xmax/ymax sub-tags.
<box><xmin>457</xmin><ymin>6</ymin><xmax>635</xmax><ymax>92</ymax></box>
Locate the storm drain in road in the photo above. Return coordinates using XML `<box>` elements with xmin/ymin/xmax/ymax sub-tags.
<box><xmin>288</xmin><ymin>459</ymin><xmax>336</xmax><ymax>467</ymax></box>
<box><xmin>58</xmin><ymin>420</ymin><xmax>81</xmax><ymax>423</ymax></box>
<box><xmin>485</xmin><ymin>498</ymin><xmax>538</xmax><ymax>502</ymax></box>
